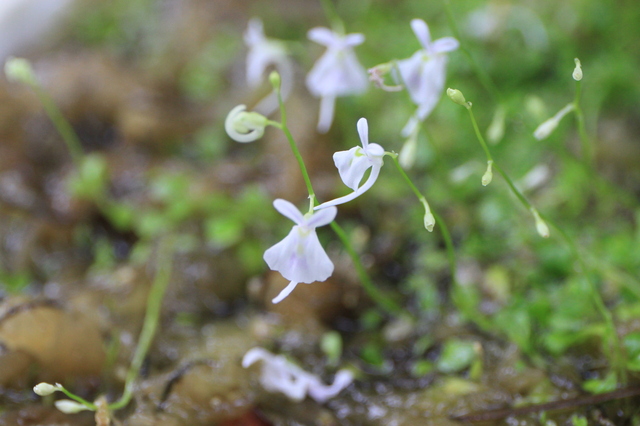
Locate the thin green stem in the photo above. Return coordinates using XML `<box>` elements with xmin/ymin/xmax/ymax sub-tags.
<box><xmin>319</xmin><ymin>0</ymin><xmax>345</xmax><ymax>34</ymax></box>
<box><xmin>57</xmin><ymin>386</ymin><xmax>97</xmax><ymax>410</ymax></box>
<box><xmin>329</xmin><ymin>221</ymin><xmax>402</xmax><ymax>315</ymax></box>
<box><xmin>109</xmin><ymin>237</ymin><xmax>174</xmax><ymax>411</ymax></box>
<box><xmin>573</xmin><ymin>80</ymin><xmax>593</xmax><ymax>167</ymax></box>
<box><xmin>462</xmin><ymin>100</ymin><xmax>624</xmax><ymax>384</ymax></box>
<box><xmin>273</xmin><ymin>85</ymin><xmax>316</xmax><ymax>210</ymax></box>
<box><xmin>548</xmin><ymin>221</ymin><xmax>626</xmax><ymax>384</ymax></box>
<box><xmin>389</xmin><ymin>155</ymin><xmax>422</xmax><ymax>201</ymax></box>
<box><xmin>442</xmin><ymin>0</ymin><xmax>501</xmax><ymax>102</ymax></box>
<box><xmin>30</xmin><ymin>84</ymin><xmax>84</xmax><ymax>167</ymax></box>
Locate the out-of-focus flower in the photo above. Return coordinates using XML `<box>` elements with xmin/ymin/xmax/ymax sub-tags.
<box><xmin>242</xmin><ymin>347</ymin><xmax>354</xmax><ymax>402</ymax></box>
<box><xmin>397</xmin><ymin>19</ymin><xmax>459</xmax><ymax>136</ymax></box>
<box><xmin>244</xmin><ymin>18</ymin><xmax>293</xmax><ymax>115</ymax></box>
<box><xmin>533</xmin><ymin>103</ymin><xmax>574</xmax><ymax>140</ymax></box>
<box><xmin>263</xmin><ymin>199</ymin><xmax>337</xmax><ymax>303</ymax></box>
<box><xmin>315</xmin><ymin>118</ymin><xmax>385</xmax><ymax>210</ymax></box>
<box><xmin>224</xmin><ymin>104</ymin><xmax>268</xmax><ymax>143</ymax></box>
<box><xmin>306</xmin><ymin>28</ymin><xmax>368</xmax><ymax>133</ymax></box>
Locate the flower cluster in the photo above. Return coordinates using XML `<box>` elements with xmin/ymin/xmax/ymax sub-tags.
<box><xmin>224</xmin><ymin>18</ymin><xmax>455</xmax><ymax>305</ymax></box>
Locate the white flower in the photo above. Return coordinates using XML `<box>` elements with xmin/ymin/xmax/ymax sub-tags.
<box><xmin>315</xmin><ymin>118</ymin><xmax>384</xmax><ymax>210</ymax></box>
<box><xmin>224</xmin><ymin>104</ymin><xmax>268</xmax><ymax>143</ymax></box>
<box><xmin>396</xmin><ymin>19</ymin><xmax>459</xmax><ymax>136</ymax></box>
<box><xmin>263</xmin><ymin>199</ymin><xmax>337</xmax><ymax>303</ymax></box>
<box><xmin>244</xmin><ymin>18</ymin><xmax>293</xmax><ymax>115</ymax></box>
<box><xmin>306</xmin><ymin>28</ymin><xmax>368</xmax><ymax>133</ymax></box>
<box><xmin>242</xmin><ymin>347</ymin><xmax>354</xmax><ymax>402</ymax></box>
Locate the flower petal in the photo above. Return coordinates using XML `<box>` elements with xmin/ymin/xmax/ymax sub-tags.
<box><xmin>333</xmin><ymin>147</ymin><xmax>371</xmax><ymax>190</ymax></box>
<box><xmin>431</xmin><ymin>36</ymin><xmax>460</xmax><ymax>53</ymax></box>
<box><xmin>244</xmin><ymin>18</ymin><xmax>264</xmax><ymax>46</ymax></box>
<box><xmin>317</xmin><ymin>95</ymin><xmax>336</xmax><ymax>133</ymax></box>
<box><xmin>357</xmin><ymin>117</ymin><xmax>369</xmax><ymax>149</ymax></box>
<box><xmin>272</xmin><ymin>281</ymin><xmax>299</xmax><ymax>304</ymax></box>
<box><xmin>315</xmin><ymin>164</ymin><xmax>382</xmax><ymax>210</ymax></box>
<box><xmin>273</xmin><ymin>199</ymin><xmax>304</xmax><ymax>225</ymax></box>
<box><xmin>307</xmin><ymin>369</ymin><xmax>354</xmax><ymax>403</ymax></box>
<box><xmin>307</xmin><ymin>27</ymin><xmax>337</xmax><ymax>46</ymax></box>
<box><xmin>263</xmin><ymin>226</ymin><xmax>334</xmax><ymax>283</ymax></box>
<box><xmin>306</xmin><ymin>206</ymin><xmax>337</xmax><ymax>228</ymax></box>
<box><xmin>344</xmin><ymin>33</ymin><xmax>365</xmax><ymax>46</ymax></box>
<box><xmin>242</xmin><ymin>347</ymin><xmax>273</xmax><ymax>368</ymax></box>
<box><xmin>411</xmin><ymin>19</ymin><xmax>432</xmax><ymax>51</ymax></box>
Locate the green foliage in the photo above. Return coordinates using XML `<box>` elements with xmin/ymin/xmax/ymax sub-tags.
<box><xmin>436</xmin><ymin>339</ymin><xmax>478</xmax><ymax>374</ymax></box>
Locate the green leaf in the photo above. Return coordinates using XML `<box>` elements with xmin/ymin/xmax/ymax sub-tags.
<box><xmin>437</xmin><ymin>339</ymin><xmax>478</xmax><ymax>374</ymax></box>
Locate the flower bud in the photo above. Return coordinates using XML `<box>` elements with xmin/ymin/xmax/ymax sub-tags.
<box><xmin>225</xmin><ymin>105</ymin><xmax>268</xmax><ymax>143</ymax></box>
<box><xmin>269</xmin><ymin>71</ymin><xmax>281</xmax><ymax>90</ymax></box>
<box><xmin>421</xmin><ymin>198</ymin><xmax>435</xmax><ymax>232</ymax></box>
<box><xmin>481</xmin><ymin>160</ymin><xmax>493</xmax><ymax>186</ymax></box>
<box><xmin>572</xmin><ymin>58</ymin><xmax>582</xmax><ymax>81</ymax></box>
<box><xmin>33</xmin><ymin>382</ymin><xmax>59</xmax><ymax>396</ymax></box>
<box><xmin>533</xmin><ymin>103</ymin><xmax>574</xmax><ymax>140</ymax></box>
<box><xmin>531</xmin><ymin>208</ymin><xmax>550</xmax><ymax>238</ymax></box>
<box><xmin>4</xmin><ymin>57</ymin><xmax>37</xmax><ymax>85</ymax></box>
<box><xmin>447</xmin><ymin>88</ymin><xmax>468</xmax><ymax>108</ymax></box>
<box><xmin>54</xmin><ymin>400</ymin><xmax>91</xmax><ymax>414</ymax></box>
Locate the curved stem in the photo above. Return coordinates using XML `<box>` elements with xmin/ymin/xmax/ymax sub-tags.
<box><xmin>30</xmin><ymin>84</ymin><xmax>84</xmax><ymax>167</ymax></box>
<box><xmin>109</xmin><ymin>237</ymin><xmax>174</xmax><ymax>411</ymax></box>
<box><xmin>274</xmin><ymin>83</ymin><xmax>316</xmax><ymax>211</ymax></box>
<box><xmin>57</xmin><ymin>386</ymin><xmax>97</xmax><ymax>410</ymax></box>
<box><xmin>329</xmin><ymin>221</ymin><xmax>402</xmax><ymax>315</ymax></box>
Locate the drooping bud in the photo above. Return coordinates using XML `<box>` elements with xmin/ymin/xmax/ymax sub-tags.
<box><xmin>54</xmin><ymin>400</ymin><xmax>91</xmax><ymax>414</ymax></box>
<box><xmin>421</xmin><ymin>198</ymin><xmax>436</xmax><ymax>232</ymax></box>
<box><xmin>447</xmin><ymin>88</ymin><xmax>469</xmax><ymax>108</ymax></box>
<box><xmin>33</xmin><ymin>382</ymin><xmax>60</xmax><ymax>396</ymax></box>
<box><xmin>531</xmin><ymin>208</ymin><xmax>550</xmax><ymax>238</ymax></box>
<box><xmin>224</xmin><ymin>105</ymin><xmax>268</xmax><ymax>143</ymax></box>
<box><xmin>4</xmin><ymin>57</ymin><xmax>37</xmax><ymax>85</ymax></box>
<box><xmin>481</xmin><ymin>160</ymin><xmax>493</xmax><ymax>186</ymax></box>
<box><xmin>572</xmin><ymin>58</ymin><xmax>583</xmax><ymax>81</ymax></box>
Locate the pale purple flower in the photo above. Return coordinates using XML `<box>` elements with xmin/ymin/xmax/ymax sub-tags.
<box><xmin>242</xmin><ymin>347</ymin><xmax>354</xmax><ymax>402</ymax></box>
<box><xmin>315</xmin><ymin>118</ymin><xmax>384</xmax><ymax>210</ymax></box>
<box><xmin>306</xmin><ymin>28</ymin><xmax>368</xmax><ymax>133</ymax></box>
<box><xmin>396</xmin><ymin>19</ymin><xmax>459</xmax><ymax>136</ymax></box>
<box><xmin>244</xmin><ymin>18</ymin><xmax>293</xmax><ymax>115</ymax></box>
<box><xmin>263</xmin><ymin>199</ymin><xmax>337</xmax><ymax>303</ymax></box>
